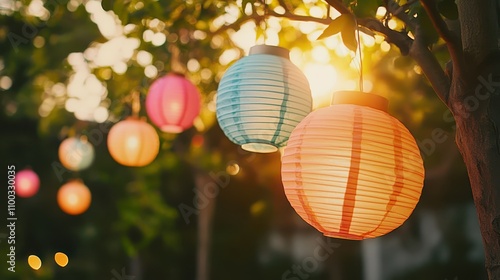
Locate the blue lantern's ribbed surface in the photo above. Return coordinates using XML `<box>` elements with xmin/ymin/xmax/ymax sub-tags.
<box><xmin>216</xmin><ymin>45</ymin><xmax>312</xmax><ymax>153</ymax></box>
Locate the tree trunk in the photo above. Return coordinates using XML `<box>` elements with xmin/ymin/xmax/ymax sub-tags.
<box><xmin>451</xmin><ymin>59</ymin><xmax>500</xmax><ymax>279</ymax></box>
<box><xmin>195</xmin><ymin>172</ymin><xmax>216</xmax><ymax>280</ymax></box>
<box><xmin>449</xmin><ymin>1</ymin><xmax>500</xmax><ymax>278</ymax></box>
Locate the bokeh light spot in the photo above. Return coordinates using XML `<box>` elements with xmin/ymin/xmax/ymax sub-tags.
<box><xmin>28</xmin><ymin>255</ymin><xmax>42</xmax><ymax>270</ymax></box>
<box><xmin>54</xmin><ymin>252</ymin><xmax>69</xmax><ymax>267</ymax></box>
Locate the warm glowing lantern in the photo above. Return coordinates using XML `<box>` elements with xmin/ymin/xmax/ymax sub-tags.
<box><xmin>57</xmin><ymin>180</ymin><xmax>91</xmax><ymax>215</ymax></box>
<box><xmin>107</xmin><ymin>117</ymin><xmax>160</xmax><ymax>166</ymax></box>
<box><xmin>58</xmin><ymin>137</ymin><xmax>95</xmax><ymax>171</ymax></box>
<box><xmin>216</xmin><ymin>45</ymin><xmax>312</xmax><ymax>153</ymax></box>
<box><xmin>281</xmin><ymin>91</ymin><xmax>425</xmax><ymax>240</ymax></box>
<box><xmin>15</xmin><ymin>169</ymin><xmax>40</xmax><ymax>198</ymax></box>
<box><xmin>146</xmin><ymin>73</ymin><xmax>201</xmax><ymax>133</ymax></box>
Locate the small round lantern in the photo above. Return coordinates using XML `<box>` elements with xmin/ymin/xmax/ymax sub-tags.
<box><xmin>216</xmin><ymin>45</ymin><xmax>312</xmax><ymax>153</ymax></box>
<box><xmin>146</xmin><ymin>73</ymin><xmax>201</xmax><ymax>133</ymax></box>
<box><xmin>15</xmin><ymin>169</ymin><xmax>40</xmax><ymax>198</ymax></box>
<box><xmin>107</xmin><ymin>117</ymin><xmax>160</xmax><ymax>166</ymax></box>
<box><xmin>57</xmin><ymin>180</ymin><xmax>91</xmax><ymax>215</ymax></box>
<box><xmin>58</xmin><ymin>137</ymin><xmax>95</xmax><ymax>171</ymax></box>
<box><xmin>281</xmin><ymin>91</ymin><xmax>425</xmax><ymax>240</ymax></box>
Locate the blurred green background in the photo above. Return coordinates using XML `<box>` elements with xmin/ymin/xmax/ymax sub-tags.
<box><xmin>0</xmin><ymin>0</ymin><xmax>486</xmax><ymax>279</ymax></box>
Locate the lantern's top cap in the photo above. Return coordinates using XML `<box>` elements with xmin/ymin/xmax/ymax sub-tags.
<box><xmin>332</xmin><ymin>91</ymin><xmax>388</xmax><ymax>112</ymax></box>
<box><xmin>249</xmin><ymin>45</ymin><xmax>290</xmax><ymax>59</ymax></box>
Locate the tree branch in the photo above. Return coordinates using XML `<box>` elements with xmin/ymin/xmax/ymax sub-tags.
<box><xmin>357</xmin><ymin>18</ymin><xmax>413</xmax><ymax>55</ymax></box>
<box><xmin>323</xmin><ymin>0</ymin><xmax>413</xmax><ymax>54</ymax></box>
<box><xmin>420</xmin><ymin>0</ymin><xmax>465</xmax><ymax>77</ymax></box>
<box><xmin>386</xmin><ymin>0</ymin><xmax>452</xmax><ymax>101</ymax></box>
<box><xmin>323</xmin><ymin>0</ymin><xmax>351</xmax><ymax>15</ymax></box>
<box><xmin>393</xmin><ymin>0</ymin><xmax>419</xmax><ymax>16</ymax></box>
<box><xmin>213</xmin><ymin>0</ymin><xmax>450</xmax><ymax>101</ymax></box>
<box><xmin>409</xmin><ymin>27</ymin><xmax>451</xmax><ymax>103</ymax></box>
<box><xmin>213</xmin><ymin>5</ymin><xmax>413</xmax><ymax>54</ymax></box>
<box><xmin>268</xmin><ymin>9</ymin><xmax>331</xmax><ymax>25</ymax></box>
<box><xmin>386</xmin><ymin>0</ymin><xmax>418</xmax><ymax>30</ymax></box>
<box><xmin>309</xmin><ymin>0</ymin><xmax>451</xmax><ymax>102</ymax></box>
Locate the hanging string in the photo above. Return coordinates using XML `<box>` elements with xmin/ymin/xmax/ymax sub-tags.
<box><xmin>131</xmin><ymin>90</ymin><xmax>140</xmax><ymax>117</ymax></box>
<box><xmin>354</xmin><ymin>17</ymin><xmax>364</xmax><ymax>92</ymax></box>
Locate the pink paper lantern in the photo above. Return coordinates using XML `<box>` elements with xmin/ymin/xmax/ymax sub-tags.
<box><xmin>146</xmin><ymin>73</ymin><xmax>201</xmax><ymax>133</ymax></box>
<box><xmin>15</xmin><ymin>169</ymin><xmax>40</xmax><ymax>198</ymax></box>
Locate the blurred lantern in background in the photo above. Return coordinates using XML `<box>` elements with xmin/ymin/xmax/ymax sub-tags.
<box><xmin>281</xmin><ymin>91</ymin><xmax>425</xmax><ymax>240</ymax></box>
<box><xmin>146</xmin><ymin>73</ymin><xmax>201</xmax><ymax>133</ymax></box>
<box><xmin>107</xmin><ymin>117</ymin><xmax>160</xmax><ymax>166</ymax></box>
<box><xmin>216</xmin><ymin>45</ymin><xmax>312</xmax><ymax>153</ymax></box>
<box><xmin>58</xmin><ymin>136</ymin><xmax>95</xmax><ymax>171</ymax></box>
<box><xmin>15</xmin><ymin>169</ymin><xmax>40</xmax><ymax>198</ymax></box>
<box><xmin>57</xmin><ymin>180</ymin><xmax>91</xmax><ymax>215</ymax></box>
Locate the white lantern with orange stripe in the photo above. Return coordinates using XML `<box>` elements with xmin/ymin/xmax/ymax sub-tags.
<box><xmin>281</xmin><ymin>91</ymin><xmax>424</xmax><ymax>240</ymax></box>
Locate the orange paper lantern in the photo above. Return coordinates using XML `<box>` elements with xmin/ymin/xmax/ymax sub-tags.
<box><xmin>107</xmin><ymin>117</ymin><xmax>160</xmax><ymax>167</ymax></box>
<box><xmin>281</xmin><ymin>91</ymin><xmax>424</xmax><ymax>240</ymax></box>
<box><xmin>57</xmin><ymin>180</ymin><xmax>91</xmax><ymax>215</ymax></box>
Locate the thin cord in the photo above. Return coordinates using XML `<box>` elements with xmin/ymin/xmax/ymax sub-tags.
<box><xmin>355</xmin><ymin>17</ymin><xmax>364</xmax><ymax>92</ymax></box>
<box><xmin>262</xmin><ymin>0</ymin><xmax>269</xmax><ymax>43</ymax></box>
<box><xmin>131</xmin><ymin>90</ymin><xmax>140</xmax><ymax>117</ymax></box>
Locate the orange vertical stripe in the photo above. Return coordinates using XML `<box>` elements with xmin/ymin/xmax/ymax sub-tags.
<box><xmin>339</xmin><ymin>107</ymin><xmax>363</xmax><ymax>235</ymax></box>
<box><xmin>362</xmin><ymin>115</ymin><xmax>405</xmax><ymax>238</ymax></box>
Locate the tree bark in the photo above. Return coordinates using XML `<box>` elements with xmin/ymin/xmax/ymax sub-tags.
<box><xmin>453</xmin><ymin>74</ymin><xmax>500</xmax><ymax>278</ymax></box>
<box><xmin>450</xmin><ymin>1</ymin><xmax>500</xmax><ymax>278</ymax></box>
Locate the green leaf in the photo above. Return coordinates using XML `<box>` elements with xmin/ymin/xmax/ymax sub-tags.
<box><xmin>341</xmin><ymin>25</ymin><xmax>358</xmax><ymax>52</ymax></box>
<box><xmin>352</xmin><ymin>0</ymin><xmax>383</xmax><ymax>18</ymax></box>
<box><xmin>113</xmin><ymin>0</ymin><xmax>131</xmax><ymax>24</ymax></box>
<box><xmin>438</xmin><ymin>0</ymin><xmax>459</xmax><ymax>20</ymax></box>
<box><xmin>256</xmin><ymin>27</ymin><xmax>264</xmax><ymax>41</ymax></box>
<box><xmin>101</xmin><ymin>0</ymin><xmax>113</xmax><ymax>11</ymax></box>
<box><xmin>203</xmin><ymin>0</ymin><xmax>214</xmax><ymax>9</ymax></box>
<box><xmin>317</xmin><ymin>14</ymin><xmax>354</xmax><ymax>40</ymax></box>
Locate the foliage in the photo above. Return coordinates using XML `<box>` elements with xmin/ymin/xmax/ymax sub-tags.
<box><xmin>0</xmin><ymin>0</ymin><xmax>482</xmax><ymax>279</ymax></box>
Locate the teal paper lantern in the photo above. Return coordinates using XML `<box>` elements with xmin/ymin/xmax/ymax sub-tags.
<box><xmin>216</xmin><ymin>45</ymin><xmax>312</xmax><ymax>153</ymax></box>
<box><xmin>58</xmin><ymin>137</ymin><xmax>95</xmax><ymax>171</ymax></box>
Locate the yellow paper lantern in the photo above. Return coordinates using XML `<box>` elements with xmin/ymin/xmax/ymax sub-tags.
<box><xmin>281</xmin><ymin>91</ymin><xmax>425</xmax><ymax>240</ymax></box>
<box><xmin>107</xmin><ymin>117</ymin><xmax>160</xmax><ymax>167</ymax></box>
<box><xmin>57</xmin><ymin>180</ymin><xmax>91</xmax><ymax>215</ymax></box>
